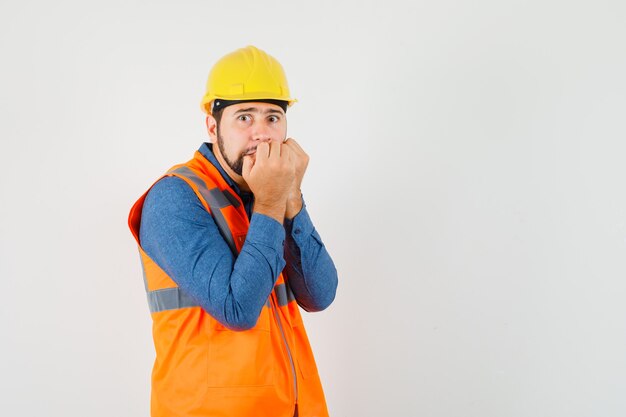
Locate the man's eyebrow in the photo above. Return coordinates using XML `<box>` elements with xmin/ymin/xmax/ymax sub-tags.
<box><xmin>233</xmin><ymin>107</ymin><xmax>284</xmax><ymax>115</ymax></box>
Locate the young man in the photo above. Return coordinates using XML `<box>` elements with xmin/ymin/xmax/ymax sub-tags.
<box><xmin>128</xmin><ymin>45</ymin><xmax>338</xmax><ymax>417</ymax></box>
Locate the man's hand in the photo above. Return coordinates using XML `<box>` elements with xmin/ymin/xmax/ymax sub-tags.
<box><xmin>282</xmin><ymin>138</ymin><xmax>309</xmax><ymax>220</ymax></box>
<box><xmin>242</xmin><ymin>141</ymin><xmax>296</xmax><ymax>224</ymax></box>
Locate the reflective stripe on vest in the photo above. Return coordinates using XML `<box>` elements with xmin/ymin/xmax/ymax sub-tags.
<box><xmin>275</xmin><ymin>282</ymin><xmax>296</xmax><ymax>307</ymax></box>
<box><xmin>148</xmin><ymin>287</ymin><xmax>200</xmax><ymax>313</ymax></box>
<box><xmin>169</xmin><ymin>166</ymin><xmax>239</xmax><ymax>255</ymax></box>
<box><xmin>139</xmin><ymin>249</ymin><xmax>201</xmax><ymax>313</ymax></box>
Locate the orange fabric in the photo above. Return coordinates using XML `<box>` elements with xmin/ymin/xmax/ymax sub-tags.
<box><xmin>128</xmin><ymin>151</ymin><xmax>329</xmax><ymax>417</ymax></box>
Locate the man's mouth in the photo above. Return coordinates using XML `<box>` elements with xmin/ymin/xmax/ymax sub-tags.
<box><xmin>244</xmin><ymin>148</ymin><xmax>257</xmax><ymax>156</ymax></box>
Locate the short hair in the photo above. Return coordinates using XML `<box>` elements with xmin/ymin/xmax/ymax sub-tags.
<box><xmin>212</xmin><ymin>107</ymin><xmax>225</xmax><ymax>130</ymax></box>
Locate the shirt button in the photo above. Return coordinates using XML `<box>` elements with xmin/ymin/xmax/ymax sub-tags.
<box><xmin>294</xmin><ymin>229</ymin><xmax>301</xmax><ymax>235</ymax></box>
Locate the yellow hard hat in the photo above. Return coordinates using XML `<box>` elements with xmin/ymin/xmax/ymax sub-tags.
<box><xmin>200</xmin><ymin>45</ymin><xmax>297</xmax><ymax>114</ymax></box>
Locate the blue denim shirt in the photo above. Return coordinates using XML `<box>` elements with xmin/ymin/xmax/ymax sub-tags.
<box><xmin>139</xmin><ymin>143</ymin><xmax>338</xmax><ymax>330</ymax></box>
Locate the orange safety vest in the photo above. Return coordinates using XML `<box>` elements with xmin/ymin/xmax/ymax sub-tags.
<box><xmin>128</xmin><ymin>150</ymin><xmax>329</xmax><ymax>417</ymax></box>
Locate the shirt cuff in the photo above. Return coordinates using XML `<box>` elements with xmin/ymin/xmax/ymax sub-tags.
<box><xmin>289</xmin><ymin>203</ymin><xmax>315</xmax><ymax>246</ymax></box>
<box><xmin>248</xmin><ymin>212</ymin><xmax>287</xmax><ymax>251</ymax></box>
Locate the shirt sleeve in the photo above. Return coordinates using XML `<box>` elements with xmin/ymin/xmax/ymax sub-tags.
<box><xmin>139</xmin><ymin>176</ymin><xmax>286</xmax><ymax>331</ymax></box>
<box><xmin>283</xmin><ymin>199</ymin><xmax>338</xmax><ymax>312</ymax></box>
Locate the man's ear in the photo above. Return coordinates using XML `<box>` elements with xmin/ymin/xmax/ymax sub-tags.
<box><xmin>206</xmin><ymin>115</ymin><xmax>218</xmax><ymax>143</ymax></box>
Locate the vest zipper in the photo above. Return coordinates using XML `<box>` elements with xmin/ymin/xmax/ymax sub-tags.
<box><xmin>270</xmin><ymin>293</ymin><xmax>298</xmax><ymax>407</ymax></box>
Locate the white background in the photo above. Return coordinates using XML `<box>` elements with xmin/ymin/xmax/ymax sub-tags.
<box><xmin>1</xmin><ymin>0</ymin><xmax>625</xmax><ymax>416</ymax></box>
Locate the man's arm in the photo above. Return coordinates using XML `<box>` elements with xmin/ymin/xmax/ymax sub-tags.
<box><xmin>283</xmin><ymin>199</ymin><xmax>338</xmax><ymax>312</ymax></box>
<box><xmin>279</xmin><ymin>138</ymin><xmax>338</xmax><ymax>311</ymax></box>
<box><xmin>140</xmin><ymin>176</ymin><xmax>285</xmax><ymax>331</ymax></box>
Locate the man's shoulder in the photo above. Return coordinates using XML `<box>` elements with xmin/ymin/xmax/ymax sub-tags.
<box><xmin>143</xmin><ymin>175</ymin><xmax>203</xmax><ymax>216</ymax></box>
<box><xmin>147</xmin><ymin>175</ymin><xmax>192</xmax><ymax>198</ymax></box>
<box><xmin>139</xmin><ymin>175</ymin><xmax>213</xmax><ymax>246</ymax></box>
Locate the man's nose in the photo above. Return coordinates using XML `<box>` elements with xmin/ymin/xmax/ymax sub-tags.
<box><xmin>251</xmin><ymin>122</ymin><xmax>275</xmax><ymax>142</ymax></box>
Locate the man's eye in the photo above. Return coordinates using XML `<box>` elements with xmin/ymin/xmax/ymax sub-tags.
<box><xmin>268</xmin><ymin>116</ymin><xmax>279</xmax><ymax>122</ymax></box>
<box><xmin>238</xmin><ymin>115</ymin><xmax>251</xmax><ymax>122</ymax></box>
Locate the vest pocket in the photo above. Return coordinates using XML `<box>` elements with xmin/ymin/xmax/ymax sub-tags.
<box><xmin>208</xmin><ymin>307</ymin><xmax>274</xmax><ymax>387</ymax></box>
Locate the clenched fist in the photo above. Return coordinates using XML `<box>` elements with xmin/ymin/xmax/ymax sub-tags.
<box><xmin>242</xmin><ymin>141</ymin><xmax>296</xmax><ymax>223</ymax></box>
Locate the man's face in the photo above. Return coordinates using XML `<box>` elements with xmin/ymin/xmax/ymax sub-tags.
<box><xmin>214</xmin><ymin>102</ymin><xmax>287</xmax><ymax>176</ymax></box>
